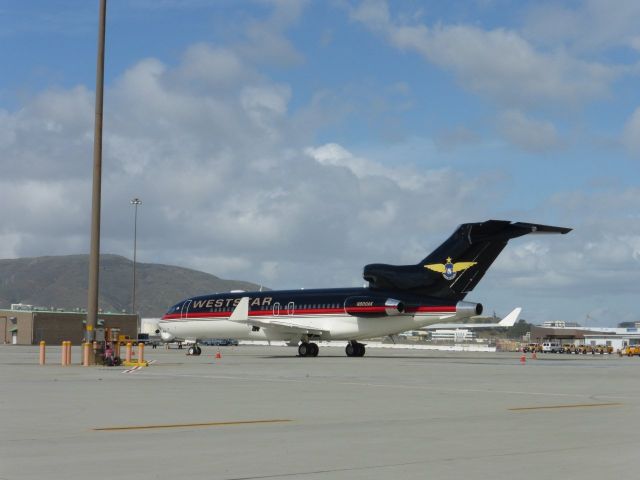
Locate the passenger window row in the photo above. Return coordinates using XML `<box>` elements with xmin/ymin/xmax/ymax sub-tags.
<box><xmin>192</xmin><ymin>303</ymin><xmax>344</xmax><ymax>313</ymax></box>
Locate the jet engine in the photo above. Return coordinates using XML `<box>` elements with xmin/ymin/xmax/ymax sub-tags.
<box><xmin>344</xmin><ymin>296</ymin><xmax>406</xmax><ymax>317</ymax></box>
<box><xmin>455</xmin><ymin>301</ymin><xmax>483</xmax><ymax>317</ymax></box>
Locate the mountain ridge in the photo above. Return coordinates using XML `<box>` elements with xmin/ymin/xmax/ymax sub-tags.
<box><xmin>0</xmin><ymin>254</ymin><xmax>265</xmax><ymax>317</ymax></box>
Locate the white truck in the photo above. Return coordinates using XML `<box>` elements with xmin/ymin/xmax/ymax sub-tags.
<box><xmin>542</xmin><ymin>341</ymin><xmax>562</xmax><ymax>353</ymax></box>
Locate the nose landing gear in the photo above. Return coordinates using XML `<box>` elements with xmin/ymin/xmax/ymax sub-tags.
<box><xmin>298</xmin><ymin>342</ymin><xmax>319</xmax><ymax>357</ymax></box>
<box><xmin>346</xmin><ymin>341</ymin><xmax>365</xmax><ymax>357</ymax></box>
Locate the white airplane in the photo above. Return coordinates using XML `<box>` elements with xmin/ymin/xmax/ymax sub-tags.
<box><xmin>158</xmin><ymin>221</ymin><xmax>570</xmax><ymax>357</ymax></box>
<box><xmin>422</xmin><ymin>307</ymin><xmax>522</xmax><ymax>330</ymax></box>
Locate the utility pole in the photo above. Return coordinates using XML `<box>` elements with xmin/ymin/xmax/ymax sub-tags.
<box><xmin>86</xmin><ymin>0</ymin><xmax>107</xmax><ymax>343</ymax></box>
<box><xmin>130</xmin><ymin>198</ymin><xmax>142</xmax><ymax>315</ymax></box>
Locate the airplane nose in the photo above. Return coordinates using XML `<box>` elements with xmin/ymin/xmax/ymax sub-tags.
<box><xmin>160</xmin><ymin>330</ymin><xmax>175</xmax><ymax>342</ymax></box>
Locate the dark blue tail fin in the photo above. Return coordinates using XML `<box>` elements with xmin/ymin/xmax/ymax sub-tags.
<box><xmin>363</xmin><ymin>220</ymin><xmax>571</xmax><ymax>300</ymax></box>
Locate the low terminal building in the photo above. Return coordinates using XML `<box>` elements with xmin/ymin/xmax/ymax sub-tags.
<box><xmin>531</xmin><ymin>325</ymin><xmax>640</xmax><ymax>351</ymax></box>
<box><xmin>0</xmin><ymin>305</ymin><xmax>138</xmax><ymax>345</ymax></box>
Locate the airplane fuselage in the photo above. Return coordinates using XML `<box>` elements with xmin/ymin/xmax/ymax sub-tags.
<box><xmin>159</xmin><ymin>287</ymin><xmax>469</xmax><ymax>343</ymax></box>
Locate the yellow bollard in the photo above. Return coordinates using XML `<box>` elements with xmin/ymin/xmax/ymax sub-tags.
<box><xmin>114</xmin><ymin>341</ymin><xmax>121</xmax><ymax>359</ymax></box>
<box><xmin>82</xmin><ymin>342</ymin><xmax>90</xmax><ymax>366</ymax></box>
<box><xmin>138</xmin><ymin>342</ymin><xmax>145</xmax><ymax>364</ymax></box>
<box><xmin>125</xmin><ymin>342</ymin><xmax>132</xmax><ymax>363</ymax></box>
<box><xmin>61</xmin><ymin>341</ymin><xmax>67</xmax><ymax>366</ymax></box>
<box><xmin>39</xmin><ymin>341</ymin><xmax>46</xmax><ymax>365</ymax></box>
<box><xmin>66</xmin><ymin>341</ymin><xmax>72</xmax><ymax>366</ymax></box>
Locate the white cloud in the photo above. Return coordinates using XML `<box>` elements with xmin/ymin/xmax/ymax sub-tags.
<box><xmin>351</xmin><ymin>0</ymin><xmax>617</xmax><ymax>108</ymax></box>
<box><xmin>0</xmin><ymin>86</ymin><xmax>94</xmax><ymax>180</ymax></box>
<box><xmin>237</xmin><ymin>0</ymin><xmax>307</xmax><ymax>66</ymax></box>
<box><xmin>473</xmin><ymin>193</ymin><xmax>640</xmax><ymax>325</ymax></box>
<box><xmin>0</xmin><ymin>39</ymin><xmax>488</xmax><ymax>290</ymax></box>
<box><xmin>523</xmin><ymin>0</ymin><xmax>640</xmax><ymax>54</ymax></box>
<box><xmin>0</xmin><ymin>233</ymin><xmax>22</xmax><ymax>259</ymax></box>
<box><xmin>497</xmin><ymin>110</ymin><xmax>562</xmax><ymax>153</ymax></box>
<box><xmin>177</xmin><ymin>44</ymin><xmax>250</xmax><ymax>89</ymax></box>
<box><xmin>487</xmin><ymin>188</ymin><xmax>640</xmax><ymax>296</ymax></box>
<box><xmin>306</xmin><ymin>142</ymin><xmax>430</xmax><ymax>190</ymax></box>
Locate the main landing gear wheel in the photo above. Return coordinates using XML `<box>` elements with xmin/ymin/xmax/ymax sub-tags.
<box><xmin>298</xmin><ymin>342</ymin><xmax>319</xmax><ymax>357</ymax></box>
<box><xmin>346</xmin><ymin>341</ymin><xmax>365</xmax><ymax>357</ymax></box>
<box><xmin>188</xmin><ymin>345</ymin><xmax>202</xmax><ymax>356</ymax></box>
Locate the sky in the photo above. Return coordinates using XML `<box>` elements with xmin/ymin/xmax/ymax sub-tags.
<box><xmin>1</xmin><ymin>0</ymin><xmax>639</xmax><ymax>326</ymax></box>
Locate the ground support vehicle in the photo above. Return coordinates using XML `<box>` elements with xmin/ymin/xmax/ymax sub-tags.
<box><xmin>542</xmin><ymin>342</ymin><xmax>562</xmax><ymax>353</ymax></box>
<box><xmin>522</xmin><ymin>343</ymin><xmax>542</xmax><ymax>353</ymax></box>
<box><xmin>618</xmin><ymin>345</ymin><xmax>640</xmax><ymax>357</ymax></box>
<box><xmin>594</xmin><ymin>345</ymin><xmax>613</xmax><ymax>354</ymax></box>
<box><xmin>576</xmin><ymin>345</ymin><xmax>594</xmax><ymax>354</ymax></box>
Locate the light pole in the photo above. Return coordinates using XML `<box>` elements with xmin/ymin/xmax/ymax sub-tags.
<box><xmin>130</xmin><ymin>198</ymin><xmax>142</xmax><ymax>315</ymax></box>
<box><xmin>86</xmin><ymin>0</ymin><xmax>107</xmax><ymax>343</ymax></box>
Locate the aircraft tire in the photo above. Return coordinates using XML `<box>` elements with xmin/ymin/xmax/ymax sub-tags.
<box><xmin>346</xmin><ymin>342</ymin><xmax>365</xmax><ymax>357</ymax></box>
<box><xmin>345</xmin><ymin>343</ymin><xmax>354</xmax><ymax>357</ymax></box>
<box><xmin>195</xmin><ymin>346</ymin><xmax>202</xmax><ymax>356</ymax></box>
<box><xmin>188</xmin><ymin>346</ymin><xmax>195</xmax><ymax>355</ymax></box>
<box><xmin>309</xmin><ymin>343</ymin><xmax>319</xmax><ymax>357</ymax></box>
<box><xmin>298</xmin><ymin>342</ymin><xmax>309</xmax><ymax>357</ymax></box>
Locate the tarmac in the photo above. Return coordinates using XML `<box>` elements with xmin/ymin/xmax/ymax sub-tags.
<box><xmin>2</xmin><ymin>344</ymin><xmax>640</xmax><ymax>480</ymax></box>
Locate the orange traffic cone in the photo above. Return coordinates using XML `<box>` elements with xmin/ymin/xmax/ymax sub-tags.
<box><xmin>520</xmin><ymin>354</ymin><xmax>526</xmax><ymax>364</ymax></box>
<box><xmin>215</xmin><ymin>351</ymin><xmax>222</xmax><ymax>359</ymax></box>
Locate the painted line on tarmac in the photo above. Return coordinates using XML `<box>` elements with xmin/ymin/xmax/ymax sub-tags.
<box><xmin>508</xmin><ymin>402</ymin><xmax>623</xmax><ymax>412</ymax></box>
<box><xmin>93</xmin><ymin>419</ymin><xmax>292</xmax><ymax>431</ymax></box>
<box><xmin>121</xmin><ymin>366</ymin><xmax>142</xmax><ymax>374</ymax></box>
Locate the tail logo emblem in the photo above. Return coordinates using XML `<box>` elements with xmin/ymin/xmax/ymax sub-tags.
<box><xmin>425</xmin><ymin>257</ymin><xmax>477</xmax><ymax>281</ymax></box>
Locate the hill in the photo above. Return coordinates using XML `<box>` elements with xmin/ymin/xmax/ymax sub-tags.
<box><xmin>0</xmin><ymin>254</ymin><xmax>264</xmax><ymax>317</ymax></box>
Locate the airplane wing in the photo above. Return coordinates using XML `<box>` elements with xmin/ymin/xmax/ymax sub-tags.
<box><xmin>246</xmin><ymin>318</ymin><xmax>329</xmax><ymax>336</ymax></box>
<box><xmin>229</xmin><ymin>297</ymin><xmax>329</xmax><ymax>336</ymax></box>
<box><xmin>422</xmin><ymin>307</ymin><xmax>522</xmax><ymax>330</ymax></box>
<box><xmin>497</xmin><ymin>307</ymin><xmax>521</xmax><ymax>327</ymax></box>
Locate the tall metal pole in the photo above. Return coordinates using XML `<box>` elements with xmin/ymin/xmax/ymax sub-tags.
<box><xmin>86</xmin><ymin>0</ymin><xmax>107</xmax><ymax>343</ymax></box>
<box><xmin>131</xmin><ymin>198</ymin><xmax>142</xmax><ymax>314</ymax></box>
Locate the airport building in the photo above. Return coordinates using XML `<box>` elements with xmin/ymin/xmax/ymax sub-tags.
<box><xmin>531</xmin><ymin>325</ymin><xmax>640</xmax><ymax>350</ymax></box>
<box><xmin>431</xmin><ymin>329</ymin><xmax>477</xmax><ymax>342</ymax></box>
<box><xmin>0</xmin><ymin>305</ymin><xmax>137</xmax><ymax>345</ymax></box>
